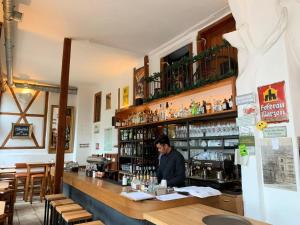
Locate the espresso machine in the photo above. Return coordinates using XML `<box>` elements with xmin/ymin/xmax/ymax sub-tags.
<box><xmin>189</xmin><ymin>152</ymin><xmax>241</xmax><ymax>192</ymax></box>
<box><xmin>86</xmin><ymin>155</ymin><xmax>112</xmax><ymax>178</ymax></box>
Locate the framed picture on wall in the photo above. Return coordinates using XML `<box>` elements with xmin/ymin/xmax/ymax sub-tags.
<box><xmin>48</xmin><ymin>105</ymin><xmax>75</xmax><ymax>154</ymax></box>
<box><xmin>122</xmin><ymin>86</ymin><xmax>129</xmax><ymax>107</ymax></box>
<box><xmin>106</xmin><ymin>93</ymin><xmax>111</xmax><ymax>110</ymax></box>
<box><xmin>11</xmin><ymin>123</ymin><xmax>33</xmax><ymax>139</ymax></box>
<box><xmin>133</xmin><ymin>66</ymin><xmax>145</xmax><ymax>105</ymax></box>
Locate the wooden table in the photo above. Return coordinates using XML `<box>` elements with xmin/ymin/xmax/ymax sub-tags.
<box><xmin>143</xmin><ymin>204</ymin><xmax>270</xmax><ymax>225</ymax></box>
<box><xmin>0</xmin><ymin>169</ymin><xmax>16</xmax><ymax>174</ymax></box>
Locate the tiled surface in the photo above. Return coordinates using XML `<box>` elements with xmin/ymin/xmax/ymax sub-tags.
<box><xmin>13</xmin><ymin>201</ymin><xmax>44</xmax><ymax>225</ymax></box>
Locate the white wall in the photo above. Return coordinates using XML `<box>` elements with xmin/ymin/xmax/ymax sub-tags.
<box><xmin>0</xmin><ymin>91</ymin><xmax>77</xmax><ymax>165</ymax></box>
<box><xmin>92</xmin><ymin>7</ymin><xmax>232</xmax><ymax>154</ymax></box>
<box><xmin>224</xmin><ymin>0</ymin><xmax>300</xmax><ymax>224</ymax></box>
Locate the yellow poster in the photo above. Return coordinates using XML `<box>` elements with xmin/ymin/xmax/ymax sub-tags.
<box><xmin>122</xmin><ymin>86</ymin><xmax>129</xmax><ymax>107</ymax></box>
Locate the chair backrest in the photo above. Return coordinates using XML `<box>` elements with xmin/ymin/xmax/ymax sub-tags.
<box><xmin>15</xmin><ymin>163</ymin><xmax>27</xmax><ymax>169</ymax></box>
<box><xmin>50</xmin><ymin>167</ymin><xmax>55</xmax><ymax>177</ymax></box>
<box><xmin>26</xmin><ymin>163</ymin><xmax>47</xmax><ymax>172</ymax></box>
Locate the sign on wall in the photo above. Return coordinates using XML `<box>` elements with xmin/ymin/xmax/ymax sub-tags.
<box><xmin>258</xmin><ymin>81</ymin><xmax>288</xmax><ymax>123</ymax></box>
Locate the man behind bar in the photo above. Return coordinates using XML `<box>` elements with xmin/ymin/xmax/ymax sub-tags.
<box><xmin>155</xmin><ymin>134</ymin><xmax>186</xmax><ymax>187</ymax></box>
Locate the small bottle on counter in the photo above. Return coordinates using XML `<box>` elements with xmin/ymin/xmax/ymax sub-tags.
<box><xmin>122</xmin><ymin>175</ymin><xmax>128</xmax><ymax>186</ymax></box>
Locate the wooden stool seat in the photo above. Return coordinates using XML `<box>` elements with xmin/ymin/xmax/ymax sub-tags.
<box><xmin>56</xmin><ymin>204</ymin><xmax>82</xmax><ymax>214</ymax></box>
<box><xmin>51</xmin><ymin>198</ymin><xmax>74</xmax><ymax>208</ymax></box>
<box><xmin>45</xmin><ymin>193</ymin><xmax>65</xmax><ymax>201</ymax></box>
<box><xmin>44</xmin><ymin>194</ymin><xmax>66</xmax><ymax>225</ymax></box>
<box><xmin>62</xmin><ymin>210</ymin><xmax>92</xmax><ymax>223</ymax></box>
<box><xmin>79</xmin><ymin>221</ymin><xmax>104</xmax><ymax>225</ymax></box>
<box><xmin>15</xmin><ymin>173</ymin><xmax>27</xmax><ymax>178</ymax></box>
<box><xmin>31</xmin><ymin>174</ymin><xmax>44</xmax><ymax>178</ymax></box>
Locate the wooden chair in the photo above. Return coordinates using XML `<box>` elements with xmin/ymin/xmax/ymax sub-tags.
<box><xmin>24</xmin><ymin>163</ymin><xmax>47</xmax><ymax>204</ymax></box>
<box><xmin>0</xmin><ymin>189</ymin><xmax>14</xmax><ymax>225</ymax></box>
<box><xmin>14</xmin><ymin>163</ymin><xmax>27</xmax><ymax>201</ymax></box>
<box><xmin>48</xmin><ymin>166</ymin><xmax>55</xmax><ymax>195</ymax></box>
<box><xmin>0</xmin><ymin>201</ymin><xmax>7</xmax><ymax>225</ymax></box>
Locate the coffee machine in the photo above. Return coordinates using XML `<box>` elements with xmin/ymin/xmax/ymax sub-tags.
<box><xmin>189</xmin><ymin>152</ymin><xmax>241</xmax><ymax>191</ymax></box>
<box><xmin>86</xmin><ymin>155</ymin><xmax>112</xmax><ymax>178</ymax></box>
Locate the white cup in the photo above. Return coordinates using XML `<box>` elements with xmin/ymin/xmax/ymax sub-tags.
<box><xmin>160</xmin><ymin>179</ymin><xmax>167</xmax><ymax>188</ymax></box>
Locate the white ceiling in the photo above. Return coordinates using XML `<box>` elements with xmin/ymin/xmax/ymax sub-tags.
<box><xmin>14</xmin><ymin>0</ymin><xmax>228</xmax><ymax>54</ymax></box>
<box><xmin>0</xmin><ymin>0</ymin><xmax>229</xmax><ymax>86</ymax></box>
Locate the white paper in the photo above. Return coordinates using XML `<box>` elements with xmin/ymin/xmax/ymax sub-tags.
<box><xmin>174</xmin><ymin>186</ymin><xmax>221</xmax><ymax>198</ymax></box>
<box><xmin>271</xmin><ymin>138</ymin><xmax>279</xmax><ymax>150</ymax></box>
<box><xmin>156</xmin><ymin>193</ymin><xmax>188</xmax><ymax>201</ymax></box>
<box><xmin>120</xmin><ymin>192</ymin><xmax>155</xmax><ymax>201</ymax></box>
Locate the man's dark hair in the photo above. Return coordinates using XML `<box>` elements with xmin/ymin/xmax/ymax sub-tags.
<box><xmin>154</xmin><ymin>134</ymin><xmax>170</xmax><ymax>146</ymax></box>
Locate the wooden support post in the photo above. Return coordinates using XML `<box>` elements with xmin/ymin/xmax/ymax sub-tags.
<box><xmin>54</xmin><ymin>38</ymin><xmax>72</xmax><ymax>194</ymax></box>
<box><xmin>0</xmin><ymin>22</ymin><xmax>3</xmax><ymax>109</ymax></box>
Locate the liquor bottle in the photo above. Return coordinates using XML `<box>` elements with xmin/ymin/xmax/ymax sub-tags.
<box><xmin>206</xmin><ymin>100</ymin><xmax>212</xmax><ymax>113</ymax></box>
<box><xmin>222</xmin><ymin>98</ymin><xmax>229</xmax><ymax>110</ymax></box>
<box><xmin>165</xmin><ymin>102</ymin><xmax>170</xmax><ymax>120</ymax></box>
<box><xmin>202</xmin><ymin>100</ymin><xmax>207</xmax><ymax>114</ymax></box>
<box><xmin>228</xmin><ymin>96</ymin><xmax>233</xmax><ymax>109</ymax></box>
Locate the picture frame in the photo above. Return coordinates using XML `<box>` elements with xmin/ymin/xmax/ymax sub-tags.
<box><xmin>11</xmin><ymin>123</ymin><xmax>33</xmax><ymax>139</ymax></box>
<box><xmin>48</xmin><ymin>105</ymin><xmax>75</xmax><ymax>154</ymax></box>
<box><xmin>122</xmin><ymin>86</ymin><xmax>129</xmax><ymax>107</ymax></box>
<box><xmin>133</xmin><ymin>66</ymin><xmax>145</xmax><ymax>102</ymax></box>
<box><xmin>106</xmin><ymin>93</ymin><xmax>111</xmax><ymax>110</ymax></box>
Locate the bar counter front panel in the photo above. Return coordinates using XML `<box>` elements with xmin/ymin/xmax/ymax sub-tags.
<box><xmin>63</xmin><ymin>172</ymin><xmax>218</xmax><ymax>225</ymax></box>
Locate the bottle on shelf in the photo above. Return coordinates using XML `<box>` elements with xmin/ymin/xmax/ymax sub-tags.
<box><xmin>228</xmin><ymin>96</ymin><xmax>233</xmax><ymax>109</ymax></box>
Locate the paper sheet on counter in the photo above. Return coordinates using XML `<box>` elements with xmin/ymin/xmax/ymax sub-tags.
<box><xmin>174</xmin><ymin>186</ymin><xmax>221</xmax><ymax>198</ymax></box>
<box><xmin>156</xmin><ymin>193</ymin><xmax>188</xmax><ymax>201</ymax></box>
<box><xmin>120</xmin><ymin>191</ymin><xmax>155</xmax><ymax>201</ymax></box>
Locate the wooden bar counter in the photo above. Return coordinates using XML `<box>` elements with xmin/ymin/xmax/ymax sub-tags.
<box><xmin>144</xmin><ymin>204</ymin><xmax>270</xmax><ymax>225</ymax></box>
<box><xmin>63</xmin><ymin>172</ymin><xmax>218</xmax><ymax>224</ymax></box>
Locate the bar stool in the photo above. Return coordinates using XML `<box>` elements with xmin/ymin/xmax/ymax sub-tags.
<box><xmin>14</xmin><ymin>163</ymin><xmax>27</xmax><ymax>201</ymax></box>
<box><xmin>44</xmin><ymin>194</ymin><xmax>66</xmax><ymax>225</ymax></box>
<box><xmin>79</xmin><ymin>221</ymin><xmax>104</xmax><ymax>225</ymax></box>
<box><xmin>50</xmin><ymin>199</ymin><xmax>74</xmax><ymax>225</ymax></box>
<box><xmin>55</xmin><ymin>204</ymin><xmax>82</xmax><ymax>225</ymax></box>
<box><xmin>62</xmin><ymin>210</ymin><xmax>92</xmax><ymax>225</ymax></box>
<box><xmin>25</xmin><ymin>163</ymin><xmax>47</xmax><ymax>203</ymax></box>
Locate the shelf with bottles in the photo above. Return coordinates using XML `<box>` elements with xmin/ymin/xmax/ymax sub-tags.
<box><xmin>115</xmin><ymin>77</ymin><xmax>237</xmax><ymax>129</ymax></box>
<box><xmin>116</xmin><ymin>77</ymin><xmax>236</xmax><ymax>118</ymax></box>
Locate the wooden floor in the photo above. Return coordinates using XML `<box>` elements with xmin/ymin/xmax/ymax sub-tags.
<box><xmin>13</xmin><ymin>201</ymin><xmax>44</xmax><ymax>225</ymax></box>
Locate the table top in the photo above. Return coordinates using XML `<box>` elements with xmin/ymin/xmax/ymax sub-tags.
<box><xmin>144</xmin><ymin>204</ymin><xmax>268</xmax><ymax>225</ymax></box>
<box><xmin>0</xmin><ymin>201</ymin><xmax>5</xmax><ymax>215</ymax></box>
<box><xmin>0</xmin><ymin>182</ymin><xmax>9</xmax><ymax>191</ymax></box>
<box><xmin>0</xmin><ymin>169</ymin><xmax>16</xmax><ymax>174</ymax></box>
<box><xmin>63</xmin><ymin>172</ymin><xmax>218</xmax><ymax>220</ymax></box>
<box><xmin>143</xmin><ymin>204</ymin><xmax>270</xmax><ymax>225</ymax></box>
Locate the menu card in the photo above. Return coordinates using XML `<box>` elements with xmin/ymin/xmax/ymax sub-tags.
<box><xmin>120</xmin><ymin>191</ymin><xmax>155</xmax><ymax>201</ymax></box>
<box><xmin>174</xmin><ymin>186</ymin><xmax>221</xmax><ymax>198</ymax></box>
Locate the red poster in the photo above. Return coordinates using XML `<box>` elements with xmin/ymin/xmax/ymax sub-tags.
<box><xmin>258</xmin><ymin>81</ymin><xmax>288</xmax><ymax>123</ymax></box>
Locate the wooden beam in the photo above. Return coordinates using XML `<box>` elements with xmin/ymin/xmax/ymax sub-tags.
<box><xmin>42</xmin><ymin>92</ymin><xmax>49</xmax><ymax>147</ymax></box>
<box><xmin>54</xmin><ymin>38</ymin><xmax>72</xmax><ymax>194</ymax></box>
